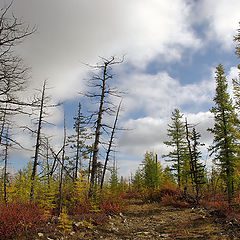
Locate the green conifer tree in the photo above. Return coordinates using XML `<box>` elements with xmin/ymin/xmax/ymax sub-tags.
<box><xmin>187</xmin><ymin>125</ymin><xmax>205</xmax><ymax>203</ymax></box>
<box><xmin>109</xmin><ymin>160</ymin><xmax>119</xmax><ymax>192</ymax></box>
<box><xmin>132</xmin><ymin>168</ymin><xmax>144</xmax><ymax>191</ymax></box>
<box><xmin>68</xmin><ymin>103</ymin><xmax>90</xmax><ymax>180</ymax></box>
<box><xmin>208</xmin><ymin>64</ymin><xmax>238</xmax><ymax>205</ymax></box>
<box><xmin>233</xmin><ymin>23</ymin><xmax>240</xmax><ymax>109</ymax></box>
<box><xmin>163</xmin><ymin>109</ymin><xmax>186</xmax><ymax>187</ymax></box>
<box><xmin>142</xmin><ymin>152</ymin><xmax>162</xmax><ymax>189</ymax></box>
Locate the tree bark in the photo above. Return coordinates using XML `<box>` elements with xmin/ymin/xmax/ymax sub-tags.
<box><xmin>30</xmin><ymin>80</ymin><xmax>46</xmax><ymax>201</ymax></box>
<box><xmin>100</xmin><ymin>100</ymin><xmax>122</xmax><ymax>190</ymax></box>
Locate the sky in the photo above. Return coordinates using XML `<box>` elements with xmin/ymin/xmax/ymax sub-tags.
<box><xmin>2</xmin><ymin>0</ymin><xmax>240</xmax><ymax>178</ymax></box>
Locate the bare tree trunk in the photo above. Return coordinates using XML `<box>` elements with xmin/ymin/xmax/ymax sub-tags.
<box><xmin>100</xmin><ymin>100</ymin><xmax>122</xmax><ymax>190</ymax></box>
<box><xmin>30</xmin><ymin>80</ymin><xmax>46</xmax><ymax>201</ymax></box>
<box><xmin>84</xmin><ymin>57</ymin><xmax>124</xmax><ymax>196</ymax></box>
<box><xmin>3</xmin><ymin>125</ymin><xmax>9</xmax><ymax>204</ymax></box>
<box><xmin>49</xmin><ymin>146</ymin><xmax>63</xmax><ymax>177</ymax></box>
<box><xmin>0</xmin><ymin>107</ymin><xmax>7</xmax><ymax>145</ymax></box>
<box><xmin>45</xmin><ymin>138</ymin><xmax>51</xmax><ymax>187</ymax></box>
<box><xmin>58</xmin><ymin>113</ymin><xmax>66</xmax><ymax>215</ymax></box>
<box><xmin>88</xmin><ymin>147</ymin><xmax>93</xmax><ymax>183</ymax></box>
<box><xmin>185</xmin><ymin>118</ymin><xmax>194</xmax><ymax>183</ymax></box>
<box><xmin>89</xmin><ymin>63</ymin><xmax>107</xmax><ymax>197</ymax></box>
<box><xmin>74</xmin><ymin>103</ymin><xmax>81</xmax><ymax>181</ymax></box>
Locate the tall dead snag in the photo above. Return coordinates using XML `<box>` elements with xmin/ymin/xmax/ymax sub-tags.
<box><xmin>30</xmin><ymin>80</ymin><xmax>46</xmax><ymax>200</ymax></box>
<box><xmin>100</xmin><ymin>99</ymin><xmax>122</xmax><ymax>190</ymax></box>
<box><xmin>0</xmin><ymin>1</ymin><xmax>36</xmax><ymax>152</ymax></box>
<box><xmin>58</xmin><ymin>113</ymin><xmax>66</xmax><ymax>215</ymax></box>
<box><xmin>3</xmin><ymin>125</ymin><xmax>9</xmax><ymax>204</ymax></box>
<box><xmin>29</xmin><ymin>80</ymin><xmax>60</xmax><ymax>200</ymax></box>
<box><xmin>85</xmin><ymin>56</ymin><xmax>123</xmax><ymax>196</ymax></box>
<box><xmin>0</xmin><ymin>1</ymin><xmax>36</xmax><ymax>113</ymax></box>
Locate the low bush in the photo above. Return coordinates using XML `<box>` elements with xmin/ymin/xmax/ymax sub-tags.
<box><xmin>140</xmin><ymin>184</ymin><xmax>184</xmax><ymax>204</ymax></box>
<box><xmin>160</xmin><ymin>184</ymin><xmax>181</xmax><ymax>197</ymax></box>
<box><xmin>161</xmin><ymin>193</ymin><xmax>190</xmax><ymax>208</ymax></box>
<box><xmin>140</xmin><ymin>188</ymin><xmax>162</xmax><ymax>202</ymax></box>
<box><xmin>68</xmin><ymin>199</ymin><xmax>92</xmax><ymax>215</ymax></box>
<box><xmin>0</xmin><ymin>202</ymin><xmax>49</xmax><ymax>239</ymax></box>
<box><xmin>99</xmin><ymin>197</ymin><xmax>123</xmax><ymax>215</ymax></box>
<box><xmin>120</xmin><ymin>190</ymin><xmax>140</xmax><ymax>199</ymax></box>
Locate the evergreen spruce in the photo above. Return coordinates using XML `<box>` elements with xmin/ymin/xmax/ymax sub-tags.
<box><xmin>163</xmin><ymin>109</ymin><xmax>186</xmax><ymax>187</ymax></box>
<box><xmin>208</xmin><ymin>64</ymin><xmax>238</xmax><ymax>205</ymax></box>
<box><xmin>188</xmin><ymin>125</ymin><xmax>205</xmax><ymax>204</ymax></box>
<box><xmin>142</xmin><ymin>152</ymin><xmax>161</xmax><ymax>189</ymax></box>
<box><xmin>68</xmin><ymin>103</ymin><xmax>89</xmax><ymax>180</ymax></box>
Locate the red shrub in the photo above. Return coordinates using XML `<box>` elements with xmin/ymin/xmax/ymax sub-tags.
<box><xmin>120</xmin><ymin>191</ymin><xmax>140</xmax><ymax>199</ymax></box>
<box><xmin>160</xmin><ymin>184</ymin><xmax>182</xmax><ymax>197</ymax></box>
<box><xmin>200</xmin><ymin>199</ymin><xmax>228</xmax><ymax>212</ymax></box>
<box><xmin>99</xmin><ymin>198</ymin><xmax>123</xmax><ymax>215</ymax></box>
<box><xmin>68</xmin><ymin>200</ymin><xmax>92</xmax><ymax>215</ymax></box>
<box><xmin>161</xmin><ymin>194</ymin><xmax>190</xmax><ymax>208</ymax></box>
<box><xmin>0</xmin><ymin>202</ymin><xmax>49</xmax><ymax>239</ymax></box>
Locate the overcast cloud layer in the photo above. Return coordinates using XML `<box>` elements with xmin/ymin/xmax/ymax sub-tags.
<box><xmin>2</xmin><ymin>0</ymin><xmax>240</xmax><ymax>177</ymax></box>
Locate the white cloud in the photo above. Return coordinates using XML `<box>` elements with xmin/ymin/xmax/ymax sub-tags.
<box><xmin>195</xmin><ymin>0</ymin><xmax>240</xmax><ymax>49</ymax></box>
<box><xmin>119</xmin><ymin>71</ymin><xmax>215</xmax><ymax>119</ymax></box>
<box><xmin>117</xmin><ymin>65</ymin><xmax>239</xmax><ymax>173</ymax></box>
<box><xmin>4</xmin><ymin>0</ymin><xmax>201</xmax><ymax>101</ymax></box>
<box><xmin>2</xmin><ymin>0</ymin><xmax>239</xmax><ymax>177</ymax></box>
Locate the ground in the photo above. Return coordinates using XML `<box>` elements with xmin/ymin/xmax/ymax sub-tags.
<box><xmin>18</xmin><ymin>198</ymin><xmax>240</xmax><ymax>240</ymax></box>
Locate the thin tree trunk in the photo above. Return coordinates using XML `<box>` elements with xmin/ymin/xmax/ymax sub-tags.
<box><xmin>100</xmin><ymin>100</ymin><xmax>122</xmax><ymax>190</ymax></box>
<box><xmin>30</xmin><ymin>80</ymin><xmax>46</xmax><ymax>201</ymax></box>
<box><xmin>0</xmin><ymin>106</ymin><xmax>7</xmax><ymax>145</ymax></box>
<box><xmin>74</xmin><ymin>103</ymin><xmax>81</xmax><ymax>181</ymax></box>
<box><xmin>3</xmin><ymin>125</ymin><xmax>9</xmax><ymax>204</ymax></box>
<box><xmin>88</xmin><ymin>148</ymin><xmax>93</xmax><ymax>183</ymax></box>
<box><xmin>58</xmin><ymin>114</ymin><xmax>66</xmax><ymax>215</ymax></box>
<box><xmin>89</xmin><ymin>64</ymin><xmax>107</xmax><ymax>197</ymax></box>
<box><xmin>49</xmin><ymin>146</ymin><xmax>63</xmax><ymax>177</ymax></box>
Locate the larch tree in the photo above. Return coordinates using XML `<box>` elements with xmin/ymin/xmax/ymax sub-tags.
<box><xmin>233</xmin><ymin>23</ymin><xmax>240</xmax><ymax>109</ymax></box>
<box><xmin>163</xmin><ymin>109</ymin><xmax>186</xmax><ymax>188</ymax></box>
<box><xmin>109</xmin><ymin>159</ymin><xmax>119</xmax><ymax>192</ymax></box>
<box><xmin>142</xmin><ymin>151</ymin><xmax>162</xmax><ymax>189</ymax></box>
<box><xmin>68</xmin><ymin>102</ymin><xmax>89</xmax><ymax>181</ymax></box>
<box><xmin>232</xmin><ymin>23</ymin><xmax>240</xmax><ymax>190</ymax></box>
<box><xmin>208</xmin><ymin>64</ymin><xmax>239</xmax><ymax>205</ymax></box>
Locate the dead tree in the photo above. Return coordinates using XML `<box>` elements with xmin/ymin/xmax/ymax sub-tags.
<box><xmin>0</xmin><ymin>1</ymin><xmax>36</xmax><ymax>114</ymax></box>
<box><xmin>0</xmin><ymin>1</ymin><xmax>37</xmax><ymax>157</ymax></box>
<box><xmin>84</xmin><ymin>56</ymin><xmax>124</xmax><ymax>196</ymax></box>
<box><xmin>100</xmin><ymin>99</ymin><xmax>122</xmax><ymax>190</ymax></box>
<box><xmin>58</xmin><ymin>113</ymin><xmax>66</xmax><ymax>215</ymax></box>
<box><xmin>29</xmin><ymin>81</ymin><xmax>60</xmax><ymax>200</ymax></box>
<box><xmin>3</xmin><ymin>125</ymin><xmax>9</xmax><ymax>204</ymax></box>
<box><xmin>30</xmin><ymin>81</ymin><xmax>46</xmax><ymax>200</ymax></box>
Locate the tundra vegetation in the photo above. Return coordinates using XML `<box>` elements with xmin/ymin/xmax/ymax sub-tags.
<box><xmin>0</xmin><ymin>3</ymin><xmax>240</xmax><ymax>239</ymax></box>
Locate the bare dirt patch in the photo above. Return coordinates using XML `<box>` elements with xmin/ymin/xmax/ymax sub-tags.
<box><xmin>16</xmin><ymin>198</ymin><xmax>240</xmax><ymax>240</ymax></box>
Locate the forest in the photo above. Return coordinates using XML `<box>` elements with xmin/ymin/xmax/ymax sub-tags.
<box><xmin>0</xmin><ymin>2</ymin><xmax>240</xmax><ymax>240</ymax></box>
